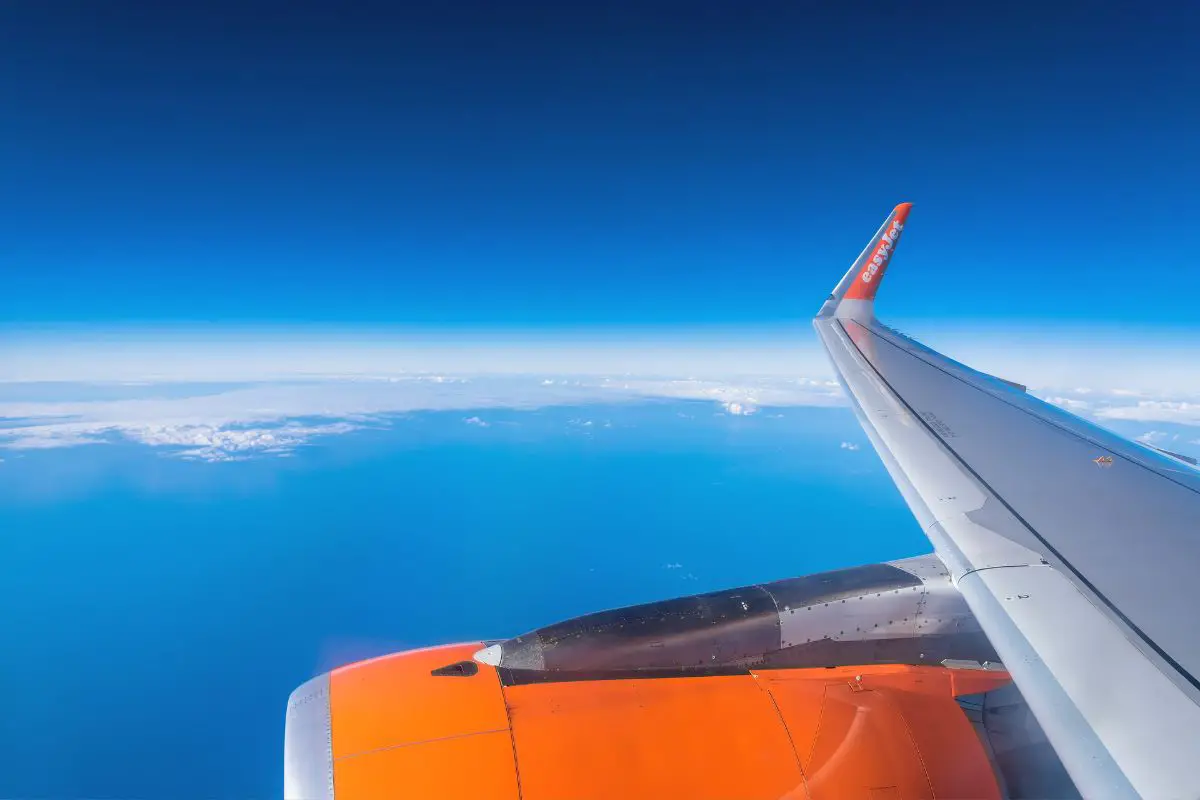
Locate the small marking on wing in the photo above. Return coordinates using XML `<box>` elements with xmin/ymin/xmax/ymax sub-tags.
<box><xmin>919</xmin><ymin>410</ymin><xmax>956</xmax><ymax>438</ymax></box>
<box><xmin>1094</xmin><ymin>455</ymin><xmax>1114</xmax><ymax>468</ymax></box>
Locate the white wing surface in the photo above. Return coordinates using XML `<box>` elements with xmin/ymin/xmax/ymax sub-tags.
<box><xmin>814</xmin><ymin>204</ymin><xmax>1200</xmax><ymax>799</ymax></box>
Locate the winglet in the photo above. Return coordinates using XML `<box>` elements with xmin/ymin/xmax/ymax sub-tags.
<box><xmin>818</xmin><ymin>203</ymin><xmax>913</xmax><ymax>320</ymax></box>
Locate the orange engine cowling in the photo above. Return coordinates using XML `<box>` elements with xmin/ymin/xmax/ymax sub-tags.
<box><xmin>285</xmin><ymin>642</ymin><xmax>1011</xmax><ymax>800</ymax></box>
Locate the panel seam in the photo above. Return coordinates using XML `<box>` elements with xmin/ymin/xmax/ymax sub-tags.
<box><xmin>872</xmin><ymin>688</ymin><xmax>938</xmax><ymax>799</ymax></box>
<box><xmin>498</xmin><ymin>678</ymin><xmax>526</xmax><ymax>800</ymax></box>
<box><xmin>750</xmin><ymin>671</ymin><xmax>811</xmax><ymax>799</ymax></box>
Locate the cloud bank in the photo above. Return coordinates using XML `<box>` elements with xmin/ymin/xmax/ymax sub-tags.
<box><xmin>4</xmin><ymin>326</ymin><xmax>1199</xmax><ymax>462</ymax></box>
<box><xmin>4</xmin><ymin>375</ymin><xmax>1200</xmax><ymax>463</ymax></box>
<box><xmin>0</xmin><ymin>375</ymin><xmax>845</xmax><ymax>461</ymax></box>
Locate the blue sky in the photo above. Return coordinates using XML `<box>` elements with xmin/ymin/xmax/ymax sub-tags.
<box><xmin>4</xmin><ymin>0</ymin><xmax>1200</xmax><ymax>477</ymax></box>
<box><xmin>4</xmin><ymin>7</ymin><xmax>1200</xmax><ymax>797</ymax></box>
<box><xmin>4</xmin><ymin>1</ymin><xmax>1199</xmax><ymax>329</ymax></box>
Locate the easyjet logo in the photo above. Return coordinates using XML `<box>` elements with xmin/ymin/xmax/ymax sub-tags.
<box><xmin>861</xmin><ymin>219</ymin><xmax>903</xmax><ymax>283</ymax></box>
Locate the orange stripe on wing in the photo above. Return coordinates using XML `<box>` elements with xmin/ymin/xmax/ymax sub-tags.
<box><xmin>843</xmin><ymin>202</ymin><xmax>912</xmax><ymax>301</ymax></box>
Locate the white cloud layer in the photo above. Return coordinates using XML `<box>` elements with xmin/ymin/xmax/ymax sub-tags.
<box><xmin>1093</xmin><ymin>400</ymin><xmax>1200</xmax><ymax>425</ymax></box>
<box><xmin>4</xmin><ymin>375</ymin><xmax>1200</xmax><ymax>462</ymax></box>
<box><xmin>7</xmin><ymin>322</ymin><xmax>1200</xmax><ymax>394</ymax></box>
<box><xmin>1026</xmin><ymin>390</ymin><xmax>1200</xmax><ymax>429</ymax></box>
<box><xmin>0</xmin><ymin>375</ymin><xmax>845</xmax><ymax>461</ymax></box>
<box><xmin>4</xmin><ymin>325</ymin><xmax>1200</xmax><ymax>462</ymax></box>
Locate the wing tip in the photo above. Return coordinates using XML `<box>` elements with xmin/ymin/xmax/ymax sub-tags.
<box><xmin>821</xmin><ymin>202</ymin><xmax>913</xmax><ymax>317</ymax></box>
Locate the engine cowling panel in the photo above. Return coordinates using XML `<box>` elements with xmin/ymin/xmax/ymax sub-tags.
<box><xmin>287</xmin><ymin>641</ymin><xmax>1011</xmax><ymax>799</ymax></box>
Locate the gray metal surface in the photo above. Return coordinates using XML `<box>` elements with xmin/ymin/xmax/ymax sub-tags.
<box><xmin>814</xmin><ymin>216</ymin><xmax>1200</xmax><ymax>797</ymax></box>
<box><xmin>481</xmin><ymin>554</ymin><xmax>997</xmax><ymax>677</ymax></box>
<box><xmin>283</xmin><ymin>671</ymin><xmax>334</xmax><ymax>800</ymax></box>
<box><xmin>958</xmin><ymin>682</ymin><xmax>1080</xmax><ymax>800</ymax></box>
<box><xmin>777</xmin><ymin>555</ymin><xmax>979</xmax><ymax>647</ymax></box>
<box><xmin>861</xmin><ymin>320</ymin><xmax>1200</xmax><ymax>688</ymax></box>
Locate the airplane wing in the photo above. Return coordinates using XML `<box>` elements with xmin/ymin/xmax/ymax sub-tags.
<box><xmin>814</xmin><ymin>204</ymin><xmax>1200</xmax><ymax>798</ymax></box>
<box><xmin>282</xmin><ymin>204</ymin><xmax>1199</xmax><ymax>800</ymax></box>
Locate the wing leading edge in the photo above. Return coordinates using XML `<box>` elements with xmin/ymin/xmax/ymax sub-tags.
<box><xmin>815</xmin><ymin>205</ymin><xmax>1200</xmax><ymax>799</ymax></box>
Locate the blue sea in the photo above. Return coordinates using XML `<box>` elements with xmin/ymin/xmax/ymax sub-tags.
<box><xmin>0</xmin><ymin>402</ymin><xmax>925</xmax><ymax>799</ymax></box>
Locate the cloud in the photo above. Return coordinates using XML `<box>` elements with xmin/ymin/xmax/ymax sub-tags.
<box><xmin>0</xmin><ymin>374</ymin><xmax>854</xmax><ymax>460</ymax></box>
<box><xmin>618</xmin><ymin>378</ymin><xmax>841</xmax><ymax>411</ymax></box>
<box><xmin>664</xmin><ymin>563</ymin><xmax>683</xmax><ymax>569</ymax></box>
<box><xmin>8</xmin><ymin>357</ymin><xmax>1200</xmax><ymax>463</ymax></box>
<box><xmin>1028</xmin><ymin>387</ymin><xmax>1200</xmax><ymax>428</ymax></box>
<box><xmin>1094</xmin><ymin>400</ymin><xmax>1200</xmax><ymax>425</ymax></box>
<box><xmin>1044</xmin><ymin>396</ymin><xmax>1091</xmax><ymax>411</ymax></box>
<box><xmin>722</xmin><ymin>401</ymin><xmax>757</xmax><ymax>416</ymax></box>
<box><xmin>0</xmin><ymin>420</ymin><xmax>360</xmax><ymax>462</ymax></box>
<box><xmin>0</xmin><ymin>329</ymin><xmax>837</xmax><ymax>383</ymax></box>
<box><xmin>164</xmin><ymin>423</ymin><xmax>358</xmax><ymax>462</ymax></box>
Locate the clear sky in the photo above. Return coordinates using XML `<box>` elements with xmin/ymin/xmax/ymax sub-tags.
<box><xmin>4</xmin><ymin>7</ymin><xmax>1200</xmax><ymax>798</ymax></box>
<box><xmin>4</xmin><ymin>1</ymin><xmax>1198</xmax><ymax>331</ymax></box>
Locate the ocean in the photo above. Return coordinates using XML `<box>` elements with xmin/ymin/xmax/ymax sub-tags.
<box><xmin>0</xmin><ymin>402</ymin><xmax>925</xmax><ymax>799</ymax></box>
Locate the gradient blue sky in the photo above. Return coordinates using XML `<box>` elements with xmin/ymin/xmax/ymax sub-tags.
<box><xmin>4</xmin><ymin>1</ymin><xmax>1198</xmax><ymax>330</ymax></box>
<box><xmin>4</xmin><ymin>8</ymin><xmax>1200</xmax><ymax>797</ymax></box>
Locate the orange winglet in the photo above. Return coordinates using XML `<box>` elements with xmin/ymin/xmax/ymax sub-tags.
<box><xmin>843</xmin><ymin>202</ymin><xmax>912</xmax><ymax>301</ymax></box>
